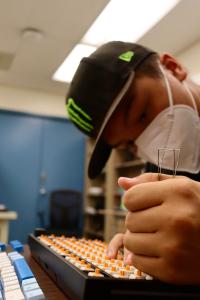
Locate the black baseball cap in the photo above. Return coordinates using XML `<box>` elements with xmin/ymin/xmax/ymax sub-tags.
<box><xmin>66</xmin><ymin>41</ymin><xmax>156</xmax><ymax>179</ymax></box>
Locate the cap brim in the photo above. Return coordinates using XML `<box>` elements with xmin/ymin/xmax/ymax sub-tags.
<box><xmin>88</xmin><ymin>71</ymin><xmax>135</xmax><ymax>179</ymax></box>
<box><xmin>88</xmin><ymin>140</ymin><xmax>112</xmax><ymax>179</ymax></box>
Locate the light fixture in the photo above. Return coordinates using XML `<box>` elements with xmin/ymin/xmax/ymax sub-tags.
<box><xmin>53</xmin><ymin>0</ymin><xmax>180</xmax><ymax>83</ymax></box>
<box><xmin>82</xmin><ymin>0</ymin><xmax>180</xmax><ymax>46</ymax></box>
<box><xmin>53</xmin><ymin>44</ymin><xmax>96</xmax><ymax>83</ymax></box>
<box><xmin>21</xmin><ymin>28</ymin><xmax>44</xmax><ymax>41</ymax></box>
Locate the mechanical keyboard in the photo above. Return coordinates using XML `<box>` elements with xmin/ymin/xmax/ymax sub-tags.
<box><xmin>0</xmin><ymin>240</ymin><xmax>45</xmax><ymax>300</ymax></box>
<box><xmin>28</xmin><ymin>234</ymin><xmax>200</xmax><ymax>299</ymax></box>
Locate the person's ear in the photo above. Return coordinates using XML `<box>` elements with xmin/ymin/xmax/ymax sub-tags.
<box><xmin>159</xmin><ymin>53</ymin><xmax>187</xmax><ymax>82</ymax></box>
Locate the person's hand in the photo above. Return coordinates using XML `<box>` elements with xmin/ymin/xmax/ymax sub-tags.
<box><xmin>106</xmin><ymin>232</ymin><xmax>134</xmax><ymax>265</ymax></box>
<box><xmin>119</xmin><ymin>173</ymin><xmax>200</xmax><ymax>284</ymax></box>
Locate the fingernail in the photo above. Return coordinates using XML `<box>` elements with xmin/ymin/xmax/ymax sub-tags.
<box><xmin>119</xmin><ymin>177</ymin><xmax>139</xmax><ymax>183</ymax></box>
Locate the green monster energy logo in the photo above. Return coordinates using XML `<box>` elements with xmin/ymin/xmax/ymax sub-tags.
<box><xmin>66</xmin><ymin>98</ymin><xmax>93</xmax><ymax>133</ymax></box>
<box><xmin>118</xmin><ymin>51</ymin><xmax>134</xmax><ymax>62</ymax></box>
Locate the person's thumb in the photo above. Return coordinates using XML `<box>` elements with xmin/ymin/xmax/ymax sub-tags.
<box><xmin>106</xmin><ymin>233</ymin><xmax>124</xmax><ymax>258</ymax></box>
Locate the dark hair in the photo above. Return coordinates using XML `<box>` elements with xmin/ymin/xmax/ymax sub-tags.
<box><xmin>136</xmin><ymin>53</ymin><xmax>162</xmax><ymax>78</ymax></box>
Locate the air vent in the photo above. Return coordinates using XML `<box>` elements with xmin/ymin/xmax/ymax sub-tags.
<box><xmin>0</xmin><ymin>51</ymin><xmax>15</xmax><ymax>70</ymax></box>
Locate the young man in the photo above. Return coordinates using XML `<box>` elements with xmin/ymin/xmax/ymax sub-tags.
<box><xmin>66</xmin><ymin>41</ymin><xmax>200</xmax><ymax>284</ymax></box>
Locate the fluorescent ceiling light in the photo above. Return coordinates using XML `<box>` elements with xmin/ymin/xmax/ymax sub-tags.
<box><xmin>53</xmin><ymin>44</ymin><xmax>96</xmax><ymax>83</ymax></box>
<box><xmin>82</xmin><ymin>0</ymin><xmax>180</xmax><ymax>46</ymax></box>
<box><xmin>53</xmin><ymin>0</ymin><xmax>179</xmax><ymax>83</ymax></box>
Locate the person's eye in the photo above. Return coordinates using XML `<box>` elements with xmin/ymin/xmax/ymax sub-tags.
<box><xmin>127</xmin><ymin>140</ymin><xmax>134</xmax><ymax>147</ymax></box>
<box><xmin>140</xmin><ymin>112</ymin><xmax>146</xmax><ymax>122</ymax></box>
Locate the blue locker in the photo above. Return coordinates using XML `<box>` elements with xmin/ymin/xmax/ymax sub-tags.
<box><xmin>37</xmin><ymin>117</ymin><xmax>85</xmax><ymax>229</ymax></box>
<box><xmin>0</xmin><ymin>110</ymin><xmax>85</xmax><ymax>242</ymax></box>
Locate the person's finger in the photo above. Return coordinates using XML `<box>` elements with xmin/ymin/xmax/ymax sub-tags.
<box><xmin>130</xmin><ymin>253</ymin><xmax>191</xmax><ymax>284</ymax></box>
<box><xmin>118</xmin><ymin>172</ymin><xmax>172</xmax><ymax>191</ymax></box>
<box><xmin>106</xmin><ymin>233</ymin><xmax>124</xmax><ymax>258</ymax></box>
<box><xmin>124</xmin><ymin>250</ymin><xmax>134</xmax><ymax>265</ymax></box>
<box><xmin>123</xmin><ymin>180</ymin><xmax>167</xmax><ymax>211</ymax></box>
<box><xmin>130</xmin><ymin>253</ymin><xmax>161</xmax><ymax>280</ymax></box>
<box><xmin>125</xmin><ymin>206</ymin><xmax>162</xmax><ymax>233</ymax></box>
<box><xmin>124</xmin><ymin>231</ymin><xmax>161</xmax><ymax>257</ymax></box>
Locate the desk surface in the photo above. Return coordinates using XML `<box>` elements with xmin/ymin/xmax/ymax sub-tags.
<box><xmin>0</xmin><ymin>211</ymin><xmax>17</xmax><ymax>220</ymax></box>
<box><xmin>23</xmin><ymin>245</ymin><xmax>68</xmax><ymax>300</ymax></box>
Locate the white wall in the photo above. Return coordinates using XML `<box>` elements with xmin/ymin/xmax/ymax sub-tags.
<box><xmin>0</xmin><ymin>84</ymin><xmax>68</xmax><ymax>118</ymax></box>
<box><xmin>177</xmin><ymin>39</ymin><xmax>200</xmax><ymax>83</ymax></box>
<box><xmin>1</xmin><ymin>39</ymin><xmax>200</xmax><ymax>117</ymax></box>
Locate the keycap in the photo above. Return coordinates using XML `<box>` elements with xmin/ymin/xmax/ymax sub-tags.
<box><xmin>22</xmin><ymin>278</ymin><xmax>37</xmax><ymax>287</ymax></box>
<box><xmin>13</xmin><ymin>259</ymin><xmax>34</xmax><ymax>282</ymax></box>
<box><xmin>4</xmin><ymin>288</ymin><xmax>25</xmax><ymax>300</ymax></box>
<box><xmin>8</xmin><ymin>251</ymin><xmax>18</xmax><ymax>257</ymax></box>
<box><xmin>9</xmin><ymin>255</ymin><xmax>23</xmax><ymax>262</ymax></box>
<box><xmin>9</xmin><ymin>241</ymin><xmax>24</xmax><ymax>253</ymax></box>
<box><xmin>0</xmin><ymin>242</ymin><xmax>6</xmax><ymax>252</ymax></box>
<box><xmin>23</xmin><ymin>288</ymin><xmax>45</xmax><ymax>300</ymax></box>
<box><xmin>22</xmin><ymin>282</ymin><xmax>40</xmax><ymax>292</ymax></box>
<box><xmin>0</xmin><ymin>252</ymin><xmax>44</xmax><ymax>299</ymax></box>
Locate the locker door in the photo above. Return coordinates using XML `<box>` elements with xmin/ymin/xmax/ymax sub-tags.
<box><xmin>36</xmin><ymin>118</ymin><xmax>85</xmax><ymax>229</ymax></box>
<box><xmin>0</xmin><ymin>111</ymin><xmax>41</xmax><ymax>242</ymax></box>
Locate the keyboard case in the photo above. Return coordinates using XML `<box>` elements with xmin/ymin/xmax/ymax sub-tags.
<box><xmin>28</xmin><ymin>234</ymin><xmax>200</xmax><ymax>300</ymax></box>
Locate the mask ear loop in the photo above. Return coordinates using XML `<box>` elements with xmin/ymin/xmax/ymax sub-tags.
<box><xmin>157</xmin><ymin>148</ymin><xmax>180</xmax><ymax>180</ymax></box>
<box><xmin>157</xmin><ymin>65</ymin><xmax>177</xmax><ymax>180</ymax></box>
<box><xmin>159</xmin><ymin>65</ymin><xmax>174</xmax><ymax>116</ymax></box>
<box><xmin>183</xmin><ymin>81</ymin><xmax>199</xmax><ymax>120</ymax></box>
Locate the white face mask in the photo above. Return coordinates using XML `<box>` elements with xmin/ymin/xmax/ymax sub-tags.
<box><xmin>135</xmin><ymin>66</ymin><xmax>200</xmax><ymax>174</ymax></box>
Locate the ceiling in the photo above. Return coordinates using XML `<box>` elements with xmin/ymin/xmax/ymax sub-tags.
<box><xmin>0</xmin><ymin>0</ymin><xmax>200</xmax><ymax>96</ymax></box>
<box><xmin>139</xmin><ymin>0</ymin><xmax>200</xmax><ymax>55</ymax></box>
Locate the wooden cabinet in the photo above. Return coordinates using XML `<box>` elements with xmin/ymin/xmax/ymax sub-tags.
<box><xmin>83</xmin><ymin>138</ymin><xmax>145</xmax><ymax>242</ymax></box>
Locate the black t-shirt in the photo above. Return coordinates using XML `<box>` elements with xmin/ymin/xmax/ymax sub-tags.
<box><xmin>145</xmin><ymin>162</ymin><xmax>200</xmax><ymax>182</ymax></box>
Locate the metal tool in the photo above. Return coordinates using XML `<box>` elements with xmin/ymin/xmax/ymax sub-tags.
<box><xmin>157</xmin><ymin>148</ymin><xmax>180</xmax><ymax>180</ymax></box>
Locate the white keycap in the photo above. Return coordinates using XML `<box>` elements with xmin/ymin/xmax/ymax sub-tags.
<box><xmin>4</xmin><ymin>288</ymin><xmax>25</xmax><ymax>300</ymax></box>
<box><xmin>1</xmin><ymin>272</ymin><xmax>17</xmax><ymax>279</ymax></box>
<box><xmin>22</xmin><ymin>278</ymin><xmax>37</xmax><ymax>287</ymax></box>
<box><xmin>1</xmin><ymin>266</ymin><xmax>14</xmax><ymax>274</ymax></box>
<box><xmin>24</xmin><ymin>288</ymin><xmax>45</xmax><ymax>300</ymax></box>
<box><xmin>22</xmin><ymin>282</ymin><xmax>40</xmax><ymax>292</ymax></box>
<box><xmin>3</xmin><ymin>280</ymin><xmax>19</xmax><ymax>287</ymax></box>
<box><xmin>0</xmin><ymin>253</ymin><xmax>7</xmax><ymax>257</ymax></box>
<box><xmin>2</xmin><ymin>275</ymin><xmax>18</xmax><ymax>283</ymax></box>
<box><xmin>4</xmin><ymin>283</ymin><xmax>21</xmax><ymax>292</ymax></box>
<box><xmin>0</xmin><ymin>262</ymin><xmax>11</xmax><ymax>270</ymax></box>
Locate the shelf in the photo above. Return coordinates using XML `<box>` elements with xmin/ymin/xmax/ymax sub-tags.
<box><xmin>85</xmin><ymin>138</ymin><xmax>144</xmax><ymax>242</ymax></box>
<box><xmin>115</xmin><ymin>159</ymin><xmax>145</xmax><ymax>169</ymax></box>
<box><xmin>84</xmin><ymin>208</ymin><xmax>97</xmax><ymax>215</ymax></box>
<box><xmin>98</xmin><ymin>209</ymin><xmax>127</xmax><ymax>217</ymax></box>
<box><xmin>85</xmin><ymin>208</ymin><xmax>126</xmax><ymax>217</ymax></box>
<box><xmin>87</xmin><ymin>193</ymin><xmax>105</xmax><ymax>198</ymax></box>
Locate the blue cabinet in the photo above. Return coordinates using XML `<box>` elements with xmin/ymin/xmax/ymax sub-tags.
<box><xmin>0</xmin><ymin>110</ymin><xmax>85</xmax><ymax>242</ymax></box>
